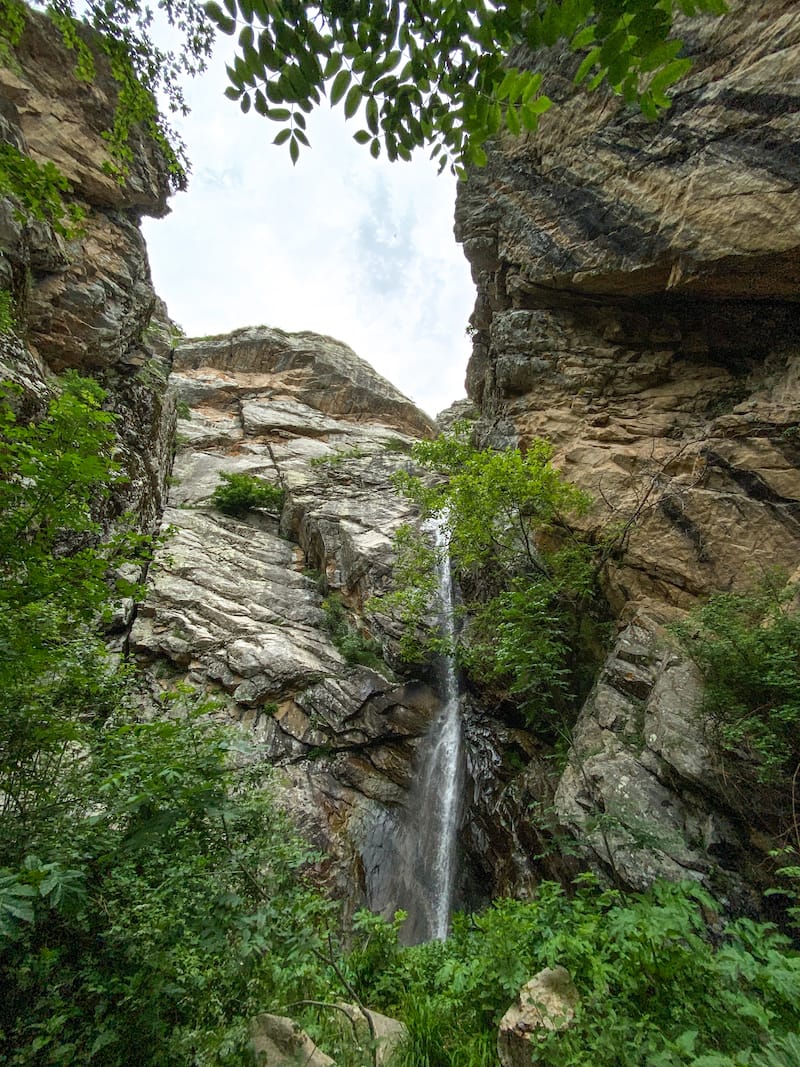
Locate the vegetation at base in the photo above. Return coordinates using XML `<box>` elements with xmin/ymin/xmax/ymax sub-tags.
<box><xmin>372</xmin><ymin>421</ymin><xmax>605</xmax><ymax>730</ymax></box>
<box><xmin>672</xmin><ymin>574</ymin><xmax>800</xmax><ymax>787</ymax></box>
<box><xmin>207</xmin><ymin>0</ymin><xmax>728</xmax><ymax>172</ymax></box>
<box><xmin>2</xmin><ymin>371</ymin><xmax>800</xmax><ymax>1067</ymax></box>
<box><xmin>210</xmin><ymin>470</ymin><xmax>286</xmax><ymax>515</ymax></box>
<box><xmin>344</xmin><ymin>878</ymin><xmax>800</xmax><ymax>1067</ymax></box>
<box><xmin>323</xmin><ymin>590</ymin><xmax>387</xmax><ymax>673</ymax></box>
<box><xmin>0</xmin><ymin>373</ymin><xmax>345</xmax><ymax>1064</ymax></box>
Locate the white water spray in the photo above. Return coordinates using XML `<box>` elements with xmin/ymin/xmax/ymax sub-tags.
<box><xmin>361</xmin><ymin>515</ymin><xmax>464</xmax><ymax>943</ymax></box>
<box><xmin>416</xmin><ymin>516</ymin><xmax>463</xmax><ymax>939</ymax></box>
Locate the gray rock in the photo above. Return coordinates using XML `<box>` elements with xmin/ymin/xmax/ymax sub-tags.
<box><xmin>498</xmin><ymin>967</ymin><xmax>579</xmax><ymax>1067</ymax></box>
<box><xmin>249</xmin><ymin>1014</ymin><xmax>334</xmax><ymax>1067</ymax></box>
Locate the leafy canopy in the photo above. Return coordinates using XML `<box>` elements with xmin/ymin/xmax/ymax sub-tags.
<box><xmin>206</xmin><ymin>0</ymin><xmax>728</xmax><ymax>171</ymax></box>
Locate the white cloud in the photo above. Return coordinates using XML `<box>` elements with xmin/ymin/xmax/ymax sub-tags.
<box><xmin>141</xmin><ymin>43</ymin><xmax>475</xmax><ymax>418</ymax></box>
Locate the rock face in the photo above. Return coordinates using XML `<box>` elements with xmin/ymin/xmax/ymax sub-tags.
<box><xmin>455</xmin><ymin>0</ymin><xmax>800</xmax><ymax>899</ymax></box>
<box><xmin>130</xmin><ymin>327</ymin><xmax>445</xmax><ymax>907</ymax></box>
<box><xmin>0</xmin><ymin>8</ymin><xmax>175</xmax><ymax>538</ymax></box>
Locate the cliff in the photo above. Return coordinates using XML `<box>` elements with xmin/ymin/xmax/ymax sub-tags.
<box><xmin>0</xmin><ymin>8</ymin><xmax>174</xmax><ymax>540</ymax></box>
<box><xmin>5</xmin><ymin>0</ymin><xmax>800</xmax><ymax>924</ymax></box>
<box><xmin>455</xmin><ymin>0</ymin><xmax>800</xmax><ymax>902</ymax></box>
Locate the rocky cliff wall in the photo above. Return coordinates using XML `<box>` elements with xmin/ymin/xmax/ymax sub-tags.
<box><xmin>456</xmin><ymin>0</ymin><xmax>800</xmax><ymax>904</ymax></box>
<box><xmin>130</xmin><ymin>327</ymin><xmax>449</xmax><ymax>909</ymax></box>
<box><xmin>0</xmin><ymin>9</ymin><xmax>175</xmax><ymax>539</ymax></box>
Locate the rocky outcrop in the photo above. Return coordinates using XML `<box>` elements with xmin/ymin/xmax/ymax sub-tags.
<box><xmin>131</xmin><ymin>327</ymin><xmax>444</xmax><ymax>905</ymax></box>
<box><xmin>0</xmin><ymin>8</ymin><xmax>175</xmax><ymax>537</ymax></box>
<box><xmin>456</xmin><ymin>1</ymin><xmax>800</xmax><ymax>899</ymax></box>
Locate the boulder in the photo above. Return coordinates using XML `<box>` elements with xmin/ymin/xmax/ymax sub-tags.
<box><xmin>335</xmin><ymin>1004</ymin><xmax>406</xmax><ymax>1066</ymax></box>
<box><xmin>498</xmin><ymin>966</ymin><xmax>579</xmax><ymax>1067</ymax></box>
<box><xmin>249</xmin><ymin>1013</ymin><xmax>334</xmax><ymax>1067</ymax></box>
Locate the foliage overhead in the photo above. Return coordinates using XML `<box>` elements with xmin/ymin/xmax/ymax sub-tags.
<box><xmin>206</xmin><ymin>0</ymin><xmax>728</xmax><ymax>171</ymax></box>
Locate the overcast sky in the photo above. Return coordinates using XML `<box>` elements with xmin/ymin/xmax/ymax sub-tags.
<box><xmin>141</xmin><ymin>45</ymin><xmax>476</xmax><ymax>418</ymax></box>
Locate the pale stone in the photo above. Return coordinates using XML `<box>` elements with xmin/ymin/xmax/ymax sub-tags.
<box><xmin>498</xmin><ymin>967</ymin><xmax>579</xmax><ymax>1067</ymax></box>
<box><xmin>335</xmin><ymin>1004</ymin><xmax>406</xmax><ymax>1066</ymax></box>
<box><xmin>249</xmin><ymin>1013</ymin><xmax>334</xmax><ymax>1067</ymax></box>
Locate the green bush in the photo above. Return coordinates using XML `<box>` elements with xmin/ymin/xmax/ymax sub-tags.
<box><xmin>0</xmin><ymin>376</ymin><xmax>340</xmax><ymax>1064</ymax></box>
<box><xmin>672</xmin><ymin>577</ymin><xmax>800</xmax><ymax>785</ymax></box>
<box><xmin>0</xmin><ymin>290</ymin><xmax>14</xmax><ymax>335</ymax></box>
<box><xmin>210</xmin><ymin>471</ymin><xmax>286</xmax><ymax>516</ymax></box>
<box><xmin>345</xmin><ymin>879</ymin><xmax>800</xmax><ymax>1067</ymax></box>
<box><xmin>374</xmin><ymin>422</ymin><xmax>604</xmax><ymax>728</ymax></box>
<box><xmin>323</xmin><ymin>592</ymin><xmax>386</xmax><ymax>672</ymax></box>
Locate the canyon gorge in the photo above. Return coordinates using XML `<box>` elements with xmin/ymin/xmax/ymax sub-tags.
<box><xmin>2</xmin><ymin>0</ymin><xmax>800</xmax><ymax>956</ymax></box>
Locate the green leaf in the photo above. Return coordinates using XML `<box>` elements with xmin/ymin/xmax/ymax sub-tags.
<box><xmin>273</xmin><ymin>127</ymin><xmax>292</xmax><ymax>145</ymax></box>
<box><xmin>330</xmin><ymin>68</ymin><xmax>350</xmax><ymax>105</ymax></box>
<box><xmin>353</xmin><ymin>129</ymin><xmax>371</xmax><ymax>144</ymax></box>
<box><xmin>370</xmin><ymin>137</ymin><xmax>380</xmax><ymax>158</ymax></box>
<box><xmin>366</xmin><ymin>96</ymin><xmax>379</xmax><ymax>134</ymax></box>
<box><xmin>344</xmin><ymin>83</ymin><xmax>362</xmax><ymax>119</ymax></box>
<box><xmin>574</xmin><ymin>46</ymin><xmax>602</xmax><ymax>85</ymax></box>
<box><xmin>324</xmin><ymin>52</ymin><xmax>343</xmax><ymax>79</ymax></box>
<box><xmin>289</xmin><ymin>136</ymin><xmax>300</xmax><ymax>165</ymax></box>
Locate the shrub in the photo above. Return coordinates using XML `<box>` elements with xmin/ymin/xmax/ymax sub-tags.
<box><xmin>210</xmin><ymin>471</ymin><xmax>285</xmax><ymax>516</ymax></box>
<box><xmin>672</xmin><ymin>576</ymin><xmax>800</xmax><ymax>785</ymax></box>
<box><xmin>323</xmin><ymin>592</ymin><xmax>386</xmax><ymax>672</ymax></box>
<box><xmin>373</xmin><ymin>422</ymin><xmax>605</xmax><ymax>728</ymax></box>
<box><xmin>346</xmin><ymin>879</ymin><xmax>800</xmax><ymax>1067</ymax></box>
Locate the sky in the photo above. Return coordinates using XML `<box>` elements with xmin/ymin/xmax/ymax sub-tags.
<box><xmin>141</xmin><ymin>44</ymin><xmax>477</xmax><ymax>418</ymax></box>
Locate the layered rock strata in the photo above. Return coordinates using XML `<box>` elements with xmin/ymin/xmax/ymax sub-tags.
<box><xmin>456</xmin><ymin>0</ymin><xmax>800</xmax><ymax>896</ymax></box>
<box><xmin>0</xmin><ymin>9</ymin><xmax>175</xmax><ymax>536</ymax></box>
<box><xmin>130</xmin><ymin>327</ymin><xmax>445</xmax><ymax>904</ymax></box>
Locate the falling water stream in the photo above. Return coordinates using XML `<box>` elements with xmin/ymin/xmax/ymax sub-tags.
<box><xmin>414</xmin><ymin>516</ymin><xmax>464</xmax><ymax>940</ymax></box>
<box><xmin>362</xmin><ymin>516</ymin><xmax>464</xmax><ymax>943</ymax></box>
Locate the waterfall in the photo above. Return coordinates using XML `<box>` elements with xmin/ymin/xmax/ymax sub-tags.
<box><xmin>414</xmin><ymin>515</ymin><xmax>463</xmax><ymax>940</ymax></box>
<box><xmin>362</xmin><ymin>515</ymin><xmax>464</xmax><ymax>943</ymax></box>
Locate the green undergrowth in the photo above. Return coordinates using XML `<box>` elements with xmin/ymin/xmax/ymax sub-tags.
<box><xmin>673</xmin><ymin>575</ymin><xmax>800</xmax><ymax>789</ymax></box>
<box><xmin>344</xmin><ymin>879</ymin><xmax>800</xmax><ymax>1067</ymax></box>
<box><xmin>371</xmin><ymin>421</ymin><xmax>608</xmax><ymax>733</ymax></box>
<box><xmin>3</xmin><ymin>374</ymin><xmax>800</xmax><ymax>1066</ymax></box>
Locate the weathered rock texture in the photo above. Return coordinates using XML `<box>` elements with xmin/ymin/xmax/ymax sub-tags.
<box><xmin>456</xmin><ymin>0</ymin><xmax>800</xmax><ymax>897</ymax></box>
<box><xmin>130</xmin><ymin>327</ymin><xmax>445</xmax><ymax>906</ymax></box>
<box><xmin>498</xmin><ymin>966</ymin><xmax>579</xmax><ymax>1067</ymax></box>
<box><xmin>0</xmin><ymin>9</ymin><xmax>175</xmax><ymax>537</ymax></box>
